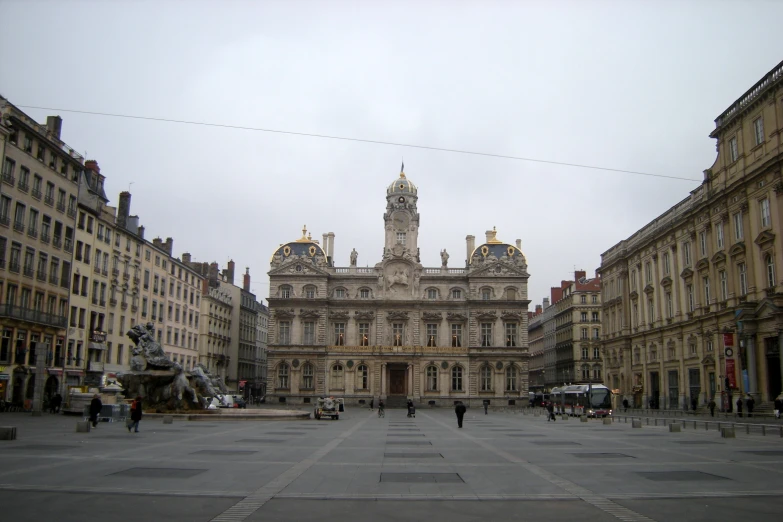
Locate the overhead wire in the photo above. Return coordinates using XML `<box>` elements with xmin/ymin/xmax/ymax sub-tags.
<box><xmin>17</xmin><ymin>105</ymin><xmax>701</xmax><ymax>182</ymax></box>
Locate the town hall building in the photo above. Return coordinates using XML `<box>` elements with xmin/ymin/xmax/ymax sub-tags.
<box><xmin>266</xmin><ymin>169</ymin><xmax>531</xmax><ymax>408</ymax></box>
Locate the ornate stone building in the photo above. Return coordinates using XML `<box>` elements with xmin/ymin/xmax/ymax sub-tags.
<box><xmin>600</xmin><ymin>60</ymin><xmax>783</xmax><ymax>411</ymax></box>
<box><xmin>266</xmin><ymin>170</ymin><xmax>531</xmax><ymax>408</ymax></box>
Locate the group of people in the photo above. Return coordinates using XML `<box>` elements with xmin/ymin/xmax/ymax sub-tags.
<box><xmin>88</xmin><ymin>394</ymin><xmax>143</xmax><ymax>432</ymax></box>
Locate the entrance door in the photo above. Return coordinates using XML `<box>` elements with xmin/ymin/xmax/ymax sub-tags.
<box><xmin>688</xmin><ymin>368</ymin><xmax>700</xmax><ymax>407</ymax></box>
<box><xmin>389</xmin><ymin>370</ymin><xmax>406</xmax><ymax>395</ymax></box>
<box><xmin>766</xmin><ymin>337</ymin><xmax>781</xmax><ymax>400</ymax></box>
<box><xmin>650</xmin><ymin>371</ymin><xmax>660</xmax><ymax>409</ymax></box>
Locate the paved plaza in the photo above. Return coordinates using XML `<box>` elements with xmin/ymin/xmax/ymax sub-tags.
<box><xmin>1</xmin><ymin>408</ymin><xmax>782</xmax><ymax>521</ymax></box>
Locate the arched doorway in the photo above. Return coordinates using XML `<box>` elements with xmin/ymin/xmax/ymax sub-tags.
<box><xmin>25</xmin><ymin>375</ymin><xmax>35</xmax><ymax>400</ymax></box>
<box><xmin>12</xmin><ymin>368</ymin><xmax>26</xmax><ymax>405</ymax></box>
<box><xmin>44</xmin><ymin>376</ymin><xmax>58</xmax><ymax>402</ymax></box>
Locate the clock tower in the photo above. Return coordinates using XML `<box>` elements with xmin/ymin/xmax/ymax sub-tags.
<box><xmin>384</xmin><ymin>168</ymin><xmax>419</xmax><ymax>258</ymax></box>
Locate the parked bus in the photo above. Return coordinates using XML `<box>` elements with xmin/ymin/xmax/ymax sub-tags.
<box><xmin>549</xmin><ymin>384</ymin><xmax>613</xmax><ymax>417</ymax></box>
<box><xmin>529</xmin><ymin>391</ymin><xmax>550</xmax><ymax>408</ymax></box>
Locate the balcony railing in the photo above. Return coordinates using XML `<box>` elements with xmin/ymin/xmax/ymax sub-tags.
<box><xmin>0</xmin><ymin>215</ymin><xmax>9</xmax><ymax>227</ymax></box>
<box><xmin>44</xmin><ymin>195</ymin><xmax>54</xmax><ymax>206</ymax></box>
<box><xmin>36</xmin><ymin>270</ymin><xmax>46</xmax><ymax>281</ymax></box>
<box><xmin>2</xmin><ymin>174</ymin><xmax>15</xmax><ymax>185</ymax></box>
<box><xmin>0</xmin><ymin>304</ymin><xmax>67</xmax><ymax>328</ymax></box>
<box><xmin>9</xmin><ymin>261</ymin><xmax>20</xmax><ymax>273</ymax></box>
<box><xmin>112</xmin><ymin>268</ymin><xmax>119</xmax><ymax>277</ymax></box>
<box><xmin>56</xmin><ymin>202</ymin><xmax>65</xmax><ymax>213</ymax></box>
<box><xmin>52</xmin><ymin>236</ymin><xmax>62</xmax><ymax>249</ymax></box>
<box><xmin>67</xmin><ymin>207</ymin><xmax>76</xmax><ymax>218</ymax></box>
<box><xmin>13</xmin><ymin>221</ymin><xmax>24</xmax><ymax>232</ymax></box>
<box><xmin>40</xmin><ymin>231</ymin><xmax>50</xmax><ymax>243</ymax></box>
<box><xmin>23</xmin><ymin>266</ymin><xmax>34</xmax><ymax>277</ymax></box>
<box><xmin>31</xmin><ymin>188</ymin><xmax>42</xmax><ymax>200</ymax></box>
<box><xmin>49</xmin><ymin>274</ymin><xmax>58</xmax><ymax>285</ymax></box>
<box><xmin>64</xmin><ymin>238</ymin><xmax>72</xmax><ymax>253</ymax></box>
<box><xmin>18</xmin><ymin>181</ymin><xmax>29</xmax><ymax>193</ymax></box>
<box><xmin>27</xmin><ymin>227</ymin><xmax>37</xmax><ymax>239</ymax></box>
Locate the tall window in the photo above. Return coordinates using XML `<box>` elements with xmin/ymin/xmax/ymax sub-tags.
<box><xmin>582</xmin><ymin>346</ymin><xmax>589</xmax><ymax>358</ymax></box>
<box><xmin>505</xmin><ymin>365</ymin><xmax>518</xmax><ymax>391</ymax></box>
<box><xmin>733</xmin><ymin>212</ymin><xmax>743</xmax><ymax>240</ymax></box>
<box><xmin>359</xmin><ymin>322</ymin><xmax>370</xmax><ymax>346</ymax></box>
<box><xmin>703</xmin><ymin>276</ymin><xmax>711</xmax><ymax>305</ymax></box>
<box><xmin>392</xmin><ymin>323</ymin><xmax>404</xmax><ymax>346</ymax></box>
<box><xmin>451</xmin><ymin>289</ymin><xmax>462</xmax><ymax>299</ymax></box>
<box><xmin>687</xmin><ymin>285</ymin><xmax>694</xmax><ymax>312</ymax></box>
<box><xmin>360</xmin><ymin>288</ymin><xmax>370</xmax><ymax>298</ymax></box>
<box><xmin>666</xmin><ymin>292</ymin><xmax>673</xmax><ymax>319</ymax></box>
<box><xmin>396</xmin><ymin>232</ymin><xmax>406</xmax><ymax>244</ymax></box>
<box><xmin>280</xmin><ymin>286</ymin><xmax>291</xmax><ymax>299</ymax></box>
<box><xmin>645</xmin><ymin>262</ymin><xmax>652</xmax><ymax>283</ymax></box>
<box><xmin>451</xmin><ymin>365</ymin><xmax>463</xmax><ymax>391</ymax></box>
<box><xmin>481</xmin><ymin>289</ymin><xmax>491</xmax><ymax>300</ymax></box>
<box><xmin>278</xmin><ymin>364</ymin><xmax>289</xmax><ymax>388</ymax></box>
<box><xmin>305</xmin><ymin>287</ymin><xmax>315</xmax><ymax>299</ymax></box>
<box><xmin>683</xmin><ymin>242</ymin><xmax>692</xmax><ymax>266</ymax></box>
<box><xmin>278</xmin><ymin>321</ymin><xmax>291</xmax><ymax>345</ymax></box>
<box><xmin>331</xmin><ymin>364</ymin><xmax>344</xmax><ymax>389</ymax></box>
<box><xmin>716</xmin><ymin>222</ymin><xmax>724</xmax><ymax>249</ymax></box>
<box><xmin>581</xmin><ymin>312</ymin><xmax>588</xmax><ymax>322</ymax></box>
<box><xmin>738</xmin><ymin>263</ymin><xmax>748</xmax><ymax>295</ymax></box>
<box><xmin>333</xmin><ymin>323</ymin><xmax>345</xmax><ymax>346</ymax></box>
<box><xmin>593</xmin><ymin>346</ymin><xmax>600</xmax><ymax>359</ymax></box>
<box><xmin>699</xmin><ymin>231</ymin><xmax>707</xmax><ymax>258</ymax></box>
<box><xmin>505</xmin><ymin>323</ymin><xmax>517</xmax><ymax>346</ymax></box>
<box><xmin>663</xmin><ymin>252</ymin><xmax>670</xmax><ymax>274</ymax></box>
<box><xmin>426</xmin><ymin>323</ymin><xmax>438</xmax><ymax>347</ymax></box>
<box><xmin>766</xmin><ymin>255</ymin><xmax>775</xmax><ymax>288</ymax></box>
<box><xmin>356</xmin><ymin>364</ymin><xmax>368</xmax><ymax>389</ymax></box>
<box><xmin>753</xmin><ymin>116</ymin><xmax>764</xmax><ymax>145</ymax></box>
<box><xmin>630</xmin><ymin>270</ymin><xmax>637</xmax><ymax>289</ymax></box>
<box><xmin>427</xmin><ymin>288</ymin><xmax>437</xmax><ymax>299</ymax></box>
<box><xmin>729</xmin><ymin>136</ymin><xmax>738</xmax><ymax>162</ymax></box>
<box><xmin>302</xmin><ymin>363</ymin><xmax>314</xmax><ymax>389</ymax></box>
<box><xmin>451</xmin><ymin>323</ymin><xmax>462</xmax><ymax>347</ymax></box>
<box><xmin>303</xmin><ymin>321</ymin><xmax>315</xmax><ymax>345</ymax></box>
<box><xmin>480</xmin><ymin>365</ymin><xmax>492</xmax><ymax>391</ymax></box>
<box><xmin>719</xmin><ymin>270</ymin><xmax>728</xmax><ymax>300</ymax></box>
<box><xmin>647</xmin><ymin>299</ymin><xmax>654</xmax><ymax>324</ymax></box>
<box><xmin>426</xmin><ymin>365</ymin><xmax>438</xmax><ymax>391</ymax></box>
<box><xmin>480</xmin><ymin>322</ymin><xmax>492</xmax><ymax>346</ymax></box>
<box><xmin>581</xmin><ymin>327</ymin><xmax>588</xmax><ymax>339</ymax></box>
<box><xmin>760</xmin><ymin>198</ymin><xmax>771</xmax><ymax>228</ymax></box>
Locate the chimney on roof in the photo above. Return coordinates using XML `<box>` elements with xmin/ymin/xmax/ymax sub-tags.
<box><xmin>543</xmin><ymin>297</ymin><xmax>550</xmax><ymax>309</ymax></box>
<box><xmin>182</xmin><ymin>253</ymin><xmax>192</xmax><ymax>264</ymax></box>
<box><xmin>117</xmin><ymin>192</ymin><xmax>131</xmax><ymax>229</ymax></box>
<box><xmin>575</xmin><ymin>270</ymin><xmax>586</xmax><ymax>281</ymax></box>
<box><xmin>46</xmin><ymin>116</ymin><xmax>62</xmax><ymax>139</ymax></box>
<box><xmin>243</xmin><ymin>267</ymin><xmax>251</xmax><ymax>292</ymax></box>
<box><xmin>535</xmin><ymin>304</ymin><xmax>542</xmax><ymax>314</ymax></box>
<box><xmin>516</xmin><ymin>239</ymin><xmax>522</xmax><ymax>250</ymax></box>
<box><xmin>327</xmin><ymin>232</ymin><xmax>335</xmax><ymax>263</ymax></box>
<box><xmin>227</xmin><ymin>260</ymin><xmax>235</xmax><ymax>285</ymax></box>
<box><xmin>153</xmin><ymin>238</ymin><xmax>162</xmax><ymax>249</ymax></box>
<box><xmin>84</xmin><ymin>160</ymin><xmax>100</xmax><ymax>174</ymax></box>
<box><xmin>466</xmin><ymin>235</ymin><xmax>475</xmax><ymax>263</ymax></box>
<box><xmin>137</xmin><ymin>225</ymin><xmax>145</xmax><ymax>239</ymax></box>
<box><xmin>164</xmin><ymin>237</ymin><xmax>173</xmax><ymax>256</ymax></box>
<box><xmin>485</xmin><ymin>229</ymin><xmax>495</xmax><ymax>243</ymax></box>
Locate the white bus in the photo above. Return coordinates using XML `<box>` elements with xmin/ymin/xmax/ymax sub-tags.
<box><xmin>549</xmin><ymin>384</ymin><xmax>613</xmax><ymax>417</ymax></box>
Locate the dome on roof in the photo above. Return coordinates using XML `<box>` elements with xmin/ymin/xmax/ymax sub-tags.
<box><xmin>387</xmin><ymin>171</ymin><xmax>417</xmax><ymax>196</ymax></box>
<box><xmin>270</xmin><ymin>225</ymin><xmax>326</xmax><ymax>264</ymax></box>
<box><xmin>470</xmin><ymin>228</ymin><xmax>526</xmax><ymax>265</ymax></box>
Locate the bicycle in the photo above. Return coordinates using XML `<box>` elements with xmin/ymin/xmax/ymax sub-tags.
<box><xmin>378</xmin><ymin>408</ymin><xmax>385</xmax><ymax>418</ymax></box>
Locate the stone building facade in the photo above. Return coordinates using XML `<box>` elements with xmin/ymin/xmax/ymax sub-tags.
<box><xmin>266</xmin><ymin>170</ymin><xmax>530</xmax><ymax>408</ymax></box>
<box><xmin>600</xmin><ymin>60</ymin><xmax>783</xmax><ymax>410</ymax></box>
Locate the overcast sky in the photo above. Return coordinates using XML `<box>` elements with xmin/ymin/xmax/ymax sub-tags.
<box><xmin>2</xmin><ymin>1</ymin><xmax>782</xmax><ymax>306</ymax></box>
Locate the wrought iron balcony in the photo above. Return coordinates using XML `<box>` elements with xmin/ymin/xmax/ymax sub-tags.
<box><xmin>31</xmin><ymin>188</ymin><xmax>42</xmax><ymax>200</ymax></box>
<box><xmin>40</xmin><ymin>231</ymin><xmax>50</xmax><ymax>243</ymax></box>
<box><xmin>0</xmin><ymin>304</ymin><xmax>67</xmax><ymax>328</ymax></box>
<box><xmin>44</xmin><ymin>195</ymin><xmax>54</xmax><ymax>206</ymax></box>
<box><xmin>52</xmin><ymin>236</ymin><xmax>62</xmax><ymax>249</ymax></box>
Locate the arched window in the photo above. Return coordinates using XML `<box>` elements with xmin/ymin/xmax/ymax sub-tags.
<box><xmin>593</xmin><ymin>365</ymin><xmax>601</xmax><ymax>380</ymax></box>
<box><xmin>331</xmin><ymin>364</ymin><xmax>344</xmax><ymax>389</ymax></box>
<box><xmin>505</xmin><ymin>365</ymin><xmax>518</xmax><ymax>391</ymax></box>
<box><xmin>426</xmin><ymin>365</ymin><xmax>438</xmax><ymax>391</ymax></box>
<box><xmin>480</xmin><ymin>365</ymin><xmax>492</xmax><ymax>391</ymax></box>
<box><xmin>359</xmin><ymin>288</ymin><xmax>371</xmax><ymax>299</ymax></box>
<box><xmin>277</xmin><ymin>363</ymin><xmax>289</xmax><ymax>389</ymax></box>
<box><xmin>304</xmin><ymin>285</ymin><xmax>317</xmax><ymax>299</ymax></box>
<box><xmin>582</xmin><ymin>365</ymin><xmax>590</xmax><ymax>380</ymax></box>
<box><xmin>279</xmin><ymin>285</ymin><xmax>292</xmax><ymax>299</ymax></box>
<box><xmin>356</xmin><ymin>364</ymin><xmax>368</xmax><ymax>389</ymax></box>
<box><xmin>427</xmin><ymin>288</ymin><xmax>438</xmax><ymax>299</ymax></box>
<box><xmin>301</xmin><ymin>363</ymin><xmax>314</xmax><ymax>389</ymax></box>
<box><xmin>451</xmin><ymin>365</ymin><xmax>463</xmax><ymax>391</ymax></box>
<box><xmin>766</xmin><ymin>254</ymin><xmax>775</xmax><ymax>288</ymax></box>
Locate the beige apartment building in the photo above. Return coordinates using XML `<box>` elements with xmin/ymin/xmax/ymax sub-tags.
<box><xmin>266</xmin><ymin>170</ymin><xmax>530</xmax><ymax>408</ymax></box>
<box><xmin>0</xmin><ymin>100</ymin><xmax>80</xmax><ymax>404</ymax></box>
<box><xmin>600</xmin><ymin>60</ymin><xmax>783</xmax><ymax>411</ymax></box>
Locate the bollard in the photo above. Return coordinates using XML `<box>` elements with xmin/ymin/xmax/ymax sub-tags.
<box><xmin>163</xmin><ymin>416</ymin><xmax>174</xmax><ymax>424</ymax></box>
<box><xmin>76</xmin><ymin>421</ymin><xmax>91</xmax><ymax>433</ymax></box>
<box><xmin>721</xmin><ymin>427</ymin><xmax>735</xmax><ymax>439</ymax></box>
<box><xmin>603</xmin><ymin>417</ymin><xmax>612</xmax><ymax>425</ymax></box>
<box><xmin>632</xmin><ymin>419</ymin><xmax>642</xmax><ymax>429</ymax></box>
<box><xmin>669</xmin><ymin>423</ymin><xmax>681</xmax><ymax>433</ymax></box>
<box><xmin>580</xmin><ymin>416</ymin><xmax>588</xmax><ymax>423</ymax></box>
<box><xmin>0</xmin><ymin>427</ymin><xmax>17</xmax><ymax>440</ymax></box>
<box><xmin>693</xmin><ymin>421</ymin><xmax>697</xmax><ymax>430</ymax></box>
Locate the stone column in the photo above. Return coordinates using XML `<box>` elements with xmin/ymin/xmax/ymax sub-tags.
<box><xmin>747</xmin><ymin>334</ymin><xmax>758</xmax><ymax>399</ymax></box>
<box><xmin>407</xmin><ymin>364</ymin><xmax>413</xmax><ymax>398</ymax></box>
<box><xmin>380</xmin><ymin>363</ymin><xmax>387</xmax><ymax>399</ymax></box>
<box><xmin>31</xmin><ymin>344</ymin><xmax>46</xmax><ymax>417</ymax></box>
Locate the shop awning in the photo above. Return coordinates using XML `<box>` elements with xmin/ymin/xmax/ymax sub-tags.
<box><xmin>65</xmin><ymin>370</ymin><xmax>84</xmax><ymax>376</ymax></box>
<box><xmin>88</xmin><ymin>342</ymin><xmax>107</xmax><ymax>350</ymax></box>
<box><xmin>47</xmin><ymin>368</ymin><xmax>63</xmax><ymax>376</ymax></box>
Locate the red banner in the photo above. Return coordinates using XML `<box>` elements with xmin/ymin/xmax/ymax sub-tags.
<box><xmin>723</xmin><ymin>333</ymin><xmax>734</xmax><ymax>347</ymax></box>
<box><xmin>725</xmin><ymin>358</ymin><xmax>737</xmax><ymax>388</ymax></box>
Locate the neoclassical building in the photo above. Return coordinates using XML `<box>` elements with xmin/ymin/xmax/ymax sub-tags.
<box><xmin>600</xmin><ymin>60</ymin><xmax>783</xmax><ymax>411</ymax></box>
<box><xmin>266</xmin><ymin>170</ymin><xmax>530</xmax><ymax>408</ymax></box>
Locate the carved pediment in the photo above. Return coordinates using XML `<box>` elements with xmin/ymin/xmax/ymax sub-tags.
<box><xmin>660</xmin><ymin>276</ymin><xmax>673</xmax><ymax>288</ymax></box>
<box><xmin>680</xmin><ymin>267</ymin><xmax>694</xmax><ymax>280</ymax></box>
<box><xmin>269</xmin><ymin>260</ymin><xmax>330</xmax><ymax>277</ymax></box>
<box><xmin>386</xmin><ymin>310</ymin><xmax>410</xmax><ymax>321</ymax></box>
<box><xmin>329</xmin><ymin>310</ymin><xmax>350</xmax><ymax>320</ymax></box>
<box><xmin>711</xmin><ymin>251</ymin><xmax>727</xmax><ymax>265</ymax></box>
<box><xmin>754</xmin><ymin>230</ymin><xmax>776</xmax><ymax>247</ymax></box>
<box><xmin>629</xmin><ymin>290</ymin><xmax>639</xmax><ymax>301</ymax></box>
<box><xmin>299</xmin><ymin>309</ymin><xmax>321</xmax><ymax>319</ymax></box>
<box><xmin>274</xmin><ymin>308</ymin><xmax>296</xmax><ymax>319</ymax></box>
<box><xmin>476</xmin><ymin>310</ymin><xmax>498</xmax><ymax>321</ymax></box>
<box><xmin>701</xmin><ymin>355</ymin><xmax>715</xmax><ymax>366</ymax></box>
<box><xmin>446</xmin><ymin>312</ymin><xmax>468</xmax><ymax>323</ymax></box>
<box><xmin>354</xmin><ymin>310</ymin><xmax>375</xmax><ymax>321</ymax></box>
<box><xmin>643</xmin><ymin>284</ymin><xmax>655</xmax><ymax>295</ymax></box>
<box><xmin>422</xmin><ymin>311</ymin><xmax>443</xmax><ymax>321</ymax></box>
<box><xmin>501</xmin><ymin>310</ymin><xmax>523</xmax><ymax>321</ymax></box>
<box><xmin>695</xmin><ymin>259</ymin><xmax>710</xmax><ymax>272</ymax></box>
<box><xmin>729</xmin><ymin>242</ymin><xmax>746</xmax><ymax>258</ymax></box>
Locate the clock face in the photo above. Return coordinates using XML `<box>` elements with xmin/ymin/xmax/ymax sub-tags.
<box><xmin>398</xmin><ymin>196</ymin><xmax>405</xmax><ymax>203</ymax></box>
<box><xmin>392</xmin><ymin>212</ymin><xmax>410</xmax><ymax>230</ymax></box>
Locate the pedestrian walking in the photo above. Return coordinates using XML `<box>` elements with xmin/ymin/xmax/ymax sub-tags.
<box><xmin>736</xmin><ymin>397</ymin><xmax>743</xmax><ymax>418</ymax></box>
<box><xmin>774</xmin><ymin>395</ymin><xmax>782</xmax><ymax>419</ymax></box>
<box><xmin>407</xmin><ymin>399</ymin><xmax>416</xmax><ymax>418</ymax></box>
<box><xmin>622</xmin><ymin>398</ymin><xmax>629</xmax><ymax>412</ymax></box>
<box><xmin>369</xmin><ymin>398</ymin><xmax>374</xmax><ymax>411</ymax></box>
<box><xmin>89</xmin><ymin>394</ymin><xmax>102</xmax><ymax>428</ymax></box>
<box><xmin>49</xmin><ymin>393</ymin><xmax>62</xmax><ymax>414</ymax></box>
<box><xmin>746</xmin><ymin>395</ymin><xmax>755</xmax><ymax>418</ymax></box>
<box><xmin>127</xmin><ymin>396</ymin><xmax>143</xmax><ymax>433</ymax></box>
<box><xmin>483</xmin><ymin>401</ymin><xmax>488</xmax><ymax>415</ymax></box>
<box><xmin>708</xmin><ymin>398</ymin><xmax>716</xmax><ymax>417</ymax></box>
<box><xmin>455</xmin><ymin>401</ymin><xmax>467</xmax><ymax>428</ymax></box>
<box><xmin>546</xmin><ymin>401</ymin><xmax>556</xmax><ymax>422</ymax></box>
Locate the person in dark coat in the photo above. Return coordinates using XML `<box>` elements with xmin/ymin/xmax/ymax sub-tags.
<box><xmin>49</xmin><ymin>393</ymin><xmax>62</xmax><ymax>414</ymax></box>
<box><xmin>89</xmin><ymin>394</ymin><xmax>102</xmax><ymax>427</ymax></box>
<box><xmin>407</xmin><ymin>399</ymin><xmax>415</xmax><ymax>418</ymax></box>
<box><xmin>369</xmin><ymin>398</ymin><xmax>374</xmax><ymax>411</ymax></box>
<box><xmin>622</xmin><ymin>398</ymin><xmax>629</xmax><ymax>412</ymax></box>
<box><xmin>736</xmin><ymin>397</ymin><xmax>743</xmax><ymax>418</ymax></box>
<box><xmin>128</xmin><ymin>396</ymin><xmax>143</xmax><ymax>433</ymax></box>
<box><xmin>708</xmin><ymin>398</ymin><xmax>716</xmax><ymax>417</ymax></box>
<box><xmin>483</xmin><ymin>401</ymin><xmax>489</xmax><ymax>415</ymax></box>
<box><xmin>746</xmin><ymin>395</ymin><xmax>755</xmax><ymax>418</ymax></box>
<box><xmin>455</xmin><ymin>401</ymin><xmax>467</xmax><ymax>428</ymax></box>
<box><xmin>546</xmin><ymin>401</ymin><xmax>556</xmax><ymax>422</ymax></box>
